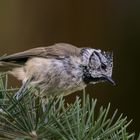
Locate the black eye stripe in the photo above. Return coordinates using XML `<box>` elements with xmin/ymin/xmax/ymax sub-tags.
<box><xmin>89</xmin><ymin>51</ymin><xmax>94</xmax><ymax>60</ymax></box>
<box><xmin>89</xmin><ymin>51</ymin><xmax>103</xmax><ymax>69</ymax></box>
<box><xmin>89</xmin><ymin>51</ymin><xmax>101</xmax><ymax>64</ymax></box>
<box><xmin>94</xmin><ymin>51</ymin><xmax>102</xmax><ymax>61</ymax></box>
<box><xmin>94</xmin><ymin>51</ymin><xmax>107</xmax><ymax>70</ymax></box>
<box><xmin>101</xmin><ymin>63</ymin><xmax>107</xmax><ymax>69</ymax></box>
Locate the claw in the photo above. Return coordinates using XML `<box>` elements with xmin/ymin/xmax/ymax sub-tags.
<box><xmin>14</xmin><ymin>91</ymin><xmax>22</xmax><ymax>100</ymax></box>
<box><xmin>13</xmin><ymin>78</ymin><xmax>31</xmax><ymax>100</ymax></box>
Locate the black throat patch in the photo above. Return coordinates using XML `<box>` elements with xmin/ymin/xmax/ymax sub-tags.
<box><xmin>82</xmin><ymin>66</ymin><xmax>92</xmax><ymax>84</ymax></box>
<box><xmin>82</xmin><ymin>66</ymin><xmax>104</xmax><ymax>84</ymax></box>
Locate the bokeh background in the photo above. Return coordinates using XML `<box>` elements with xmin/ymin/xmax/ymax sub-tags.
<box><xmin>0</xmin><ymin>0</ymin><xmax>139</xmax><ymax>137</ymax></box>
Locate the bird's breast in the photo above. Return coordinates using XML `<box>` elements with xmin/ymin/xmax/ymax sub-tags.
<box><xmin>26</xmin><ymin>57</ymin><xmax>86</xmax><ymax>97</ymax></box>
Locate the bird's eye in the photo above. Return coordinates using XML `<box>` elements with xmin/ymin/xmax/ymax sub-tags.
<box><xmin>101</xmin><ymin>63</ymin><xmax>107</xmax><ymax>70</ymax></box>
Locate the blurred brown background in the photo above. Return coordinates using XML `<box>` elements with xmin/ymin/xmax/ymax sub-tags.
<box><xmin>0</xmin><ymin>0</ymin><xmax>139</xmax><ymax>136</ymax></box>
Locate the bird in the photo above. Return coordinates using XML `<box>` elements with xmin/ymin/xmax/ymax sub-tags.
<box><xmin>0</xmin><ymin>43</ymin><xmax>115</xmax><ymax>99</ymax></box>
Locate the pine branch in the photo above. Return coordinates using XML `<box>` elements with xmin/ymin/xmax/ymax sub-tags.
<box><xmin>0</xmin><ymin>73</ymin><xmax>138</xmax><ymax>140</ymax></box>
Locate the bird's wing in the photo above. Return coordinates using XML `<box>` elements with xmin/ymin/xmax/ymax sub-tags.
<box><xmin>0</xmin><ymin>43</ymin><xmax>82</xmax><ymax>63</ymax></box>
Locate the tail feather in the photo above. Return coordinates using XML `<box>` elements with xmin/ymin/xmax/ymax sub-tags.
<box><xmin>0</xmin><ymin>61</ymin><xmax>21</xmax><ymax>72</ymax></box>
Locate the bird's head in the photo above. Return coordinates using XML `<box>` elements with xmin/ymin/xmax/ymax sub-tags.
<box><xmin>81</xmin><ymin>48</ymin><xmax>115</xmax><ymax>85</ymax></box>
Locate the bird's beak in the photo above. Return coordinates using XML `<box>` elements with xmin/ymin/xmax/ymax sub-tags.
<box><xmin>102</xmin><ymin>75</ymin><xmax>116</xmax><ymax>85</ymax></box>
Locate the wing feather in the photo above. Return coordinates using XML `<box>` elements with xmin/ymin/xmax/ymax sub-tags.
<box><xmin>0</xmin><ymin>43</ymin><xmax>81</xmax><ymax>63</ymax></box>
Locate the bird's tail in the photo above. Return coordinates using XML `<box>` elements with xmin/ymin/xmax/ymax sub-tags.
<box><xmin>0</xmin><ymin>61</ymin><xmax>21</xmax><ymax>72</ymax></box>
<box><xmin>0</xmin><ymin>61</ymin><xmax>26</xmax><ymax>81</ymax></box>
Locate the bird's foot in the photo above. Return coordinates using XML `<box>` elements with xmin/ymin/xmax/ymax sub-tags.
<box><xmin>14</xmin><ymin>90</ymin><xmax>22</xmax><ymax>100</ymax></box>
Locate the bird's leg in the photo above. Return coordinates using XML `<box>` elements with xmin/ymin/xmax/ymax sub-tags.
<box><xmin>14</xmin><ymin>78</ymin><xmax>31</xmax><ymax>100</ymax></box>
<box><xmin>41</xmin><ymin>96</ymin><xmax>49</xmax><ymax>123</ymax></box>
<box><xmin>41</xmin><ymin>97</ymin><xmax>46</xmax><ymax>112</ymax></box>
